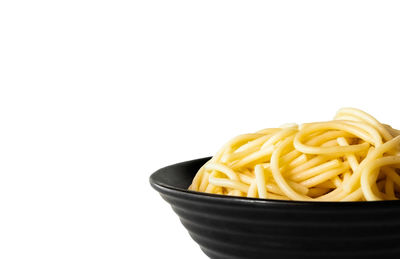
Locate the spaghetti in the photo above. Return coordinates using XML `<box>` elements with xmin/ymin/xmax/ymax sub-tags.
<box><xmin>188</xmin><ymin>108</ymin><xmax>400</xmax><ymax>201</ymax></box>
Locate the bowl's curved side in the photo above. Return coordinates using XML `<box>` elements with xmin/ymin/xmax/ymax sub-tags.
<box><xmin>150</xmin><ymin>159</ymin><xmax>400</xmax><ymax>259</ymax></box>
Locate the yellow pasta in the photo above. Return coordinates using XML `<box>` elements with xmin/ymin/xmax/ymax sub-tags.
<box><xmin>188</xmin><ymin>108</ymin><xmax>400</xmax><ymax>201</ymax></box>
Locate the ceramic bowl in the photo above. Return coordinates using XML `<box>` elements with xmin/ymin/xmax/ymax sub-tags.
<box><xmin>150</xmin><ymin>157</ymin><xmax>400</xmax><ymax>259</ymax></box>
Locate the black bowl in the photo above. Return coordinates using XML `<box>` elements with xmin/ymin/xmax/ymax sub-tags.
<box><xmin>150</xmin><ymin>157</ymin><xmax>400</xmax><ymax>259</ymax></box>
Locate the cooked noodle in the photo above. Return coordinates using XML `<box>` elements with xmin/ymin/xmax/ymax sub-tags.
<box><xmin>188</xmin><ymin>108</ymin><xmax>400</xmax><ymax>201</ymax></box>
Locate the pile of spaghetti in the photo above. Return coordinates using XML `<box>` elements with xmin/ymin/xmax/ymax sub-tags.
<box><xmin>189</xmin><ymin>108</ymin><xmax>400</xmax><ymax>201</ymax></box>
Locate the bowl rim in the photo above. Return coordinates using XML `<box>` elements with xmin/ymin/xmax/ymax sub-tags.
<box><xmin>150</xmin><ymin>157</ymin><xmax>400</xmax><ymax>207</ymax></box>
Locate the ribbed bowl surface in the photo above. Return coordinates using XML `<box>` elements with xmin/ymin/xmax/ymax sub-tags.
<box><xmin>150</xmin><ymin>157</ymin><xmax>400</xmax><ymax>259</ymax></box>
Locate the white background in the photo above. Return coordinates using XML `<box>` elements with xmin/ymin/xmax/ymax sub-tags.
<box><xmin>1</xmin><ymin>0</ymin><xmax>400</xmax><ymax>258</ymax></box>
